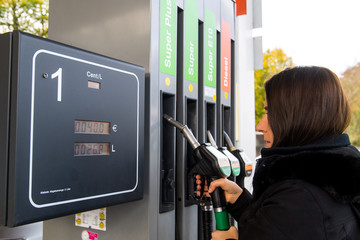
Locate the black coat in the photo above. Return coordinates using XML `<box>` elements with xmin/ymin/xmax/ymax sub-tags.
<box><xmin>228</xmin><ymin>134</ymin><xmax>360</xmax><ymax>239</ymax></box>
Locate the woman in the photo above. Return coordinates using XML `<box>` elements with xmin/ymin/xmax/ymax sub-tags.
<box><xmin>209</xmin><ymin>66</ymin><xmax>360</xmax><ymax>240</ymax></box>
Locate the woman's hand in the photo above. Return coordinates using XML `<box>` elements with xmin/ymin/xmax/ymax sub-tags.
<box><xmin>211</xmin><ymin>226</ymin><xmax>238</xmax><ymax>240</ymax></box>
<box><xmin>208</xmin><ymin>178</ymin><xmax>243</xmax><ymax>204</ymax></box>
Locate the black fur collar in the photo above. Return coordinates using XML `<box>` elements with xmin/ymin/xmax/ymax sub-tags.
<box><xmin>253</xmin><ymin>134</ymin><xmax>360</xmax><ymax>203</ymax></box>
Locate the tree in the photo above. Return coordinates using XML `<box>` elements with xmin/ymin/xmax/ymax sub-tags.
<box><xmin>0</xmin><ymin>0</ymin><xmax>49</xmax><ymax>37</ymax></box>
<box><xmin>340</xmin><ymin>63</ymin><xmax>360</xmax><ymax>146</ymax></box>
<box><xmin>254</xmin><ymin>48</ymin><xmax>294</xmax><ymax>126</ymax></box>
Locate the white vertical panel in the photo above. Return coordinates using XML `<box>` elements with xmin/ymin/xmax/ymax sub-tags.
<box><xmin>253</xmin><ymin>36</ymin><xmax>263</xmax><ymax>70</ymax></box>
<box><xmin>253</xmin><ymin>0</ymin><xmax>262</xmax><ymax>28</ymax></box>
<box><xmin>235</xmin><ymin>0</ymin><xmax>256</xmax><ymax>191</ymax></box>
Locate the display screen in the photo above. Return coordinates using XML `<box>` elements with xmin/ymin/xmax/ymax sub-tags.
<box><xmin>74</xmin><ymin>143</ymin><xmax>110</xmax><ymax>156</ymax></box>
<box><xmin>88</xmin><ymin>80</ymin><xmax>101</xmax><ymax>89</ymax></box>
<box><xmin>74</xmin><ymin>120</ymin><xmax>110</xmax><ymax>134</ymax></box>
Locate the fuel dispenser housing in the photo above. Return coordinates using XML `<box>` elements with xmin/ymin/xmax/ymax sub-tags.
<box><xmin>0</xmin><ymin>31</ymin><xmax>145</xmax><ymax>227</ymax></box>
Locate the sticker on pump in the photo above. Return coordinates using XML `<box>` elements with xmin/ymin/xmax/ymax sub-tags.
<box><xmin>81</xmin><ymin>230</ymin><xmax>98</xmax><ymax>240</ymax></box>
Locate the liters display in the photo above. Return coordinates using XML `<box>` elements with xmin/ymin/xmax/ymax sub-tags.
<box><xmin>74</xmin><ymin>143</ymin><xmax>110</xmax><ymax>156</ymax></box>
<box><xmin>0</xmin><ymin>31</ymin><xmax>144</xmax><ymax>227</ymax></box>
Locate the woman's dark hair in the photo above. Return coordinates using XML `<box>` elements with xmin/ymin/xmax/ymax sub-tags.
<box><xmin>265</xmin><ymin>66</ymin><xmax>351</xmax><ymax>147</ymax></box>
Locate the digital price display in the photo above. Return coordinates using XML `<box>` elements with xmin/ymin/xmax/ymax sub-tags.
<box><xmin>0</xmin><ymin>31</ymin><xmax>144</xmax><ymax>227</ymax></box>
<box><xmin>88</xmin><ymin>80</ymin><xmax>101</xmax><ymax>89</ymax></box>
<box><xmin>74</xmin><ymin>120</ymin><xmax>110</xmax><ymax>134</ymax></box>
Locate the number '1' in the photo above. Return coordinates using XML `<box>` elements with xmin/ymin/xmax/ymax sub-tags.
<box><xmin>51</xmin><ymin>68</ymin><xmax>62</xmax><ymax>102</ymax></box>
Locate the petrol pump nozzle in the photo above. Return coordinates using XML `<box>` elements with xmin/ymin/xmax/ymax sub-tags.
<box><xmin>206</xmin><ymin>130</ymin><xmax>218</xmax><ymax>148</ymax></box>
<box><xmin>163</xmin><ymin>114</ymin><xmax>200</xmax><ymax>150</ymax></box>
<box><xmin>223</xmin><ymin>131</ymin><xmax>253</xmax><ymax>186</ymax></box>
<box><xmin>163</xmin><ymin>115</ymin><xmax>230</xmax><ymax>178</ymax></box>
<box><xmin>223</xmin><ymin>131</ymin><xmax>236</xmax><ymax>152</ymax></box>
<box><xmin>163</xmin><ymin>115</ymin><xmax>231</xmax><ymax>231</ymax></box>
<box><xmin>207</xmin><ymin>131</ymin><xmax>240</xmax><ymax>177</ymax></box>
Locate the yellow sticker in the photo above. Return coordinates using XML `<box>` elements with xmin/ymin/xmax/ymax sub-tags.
<box><xmin>213</xmin><ymin>94</ymin><xmax>216</xmax><ymax>101</ymax></box>
<box><xmin>224</xmin><ymin>92</ymin><xmax>228</xmax><ymax>99</ymax></box>
<box><xmin>76</xmin><ymin>218</ymin><xmax>81</xmax><ymax>225</ymax></box>
<box><xmin>100</xmin><ymin>222</ymin><xmax>105</xmax><ymax>229</ymax></box>
<box><xmin>189</xmin><ymin>84</ymin><xmax>193</xmax><ymax>92</ymax></box>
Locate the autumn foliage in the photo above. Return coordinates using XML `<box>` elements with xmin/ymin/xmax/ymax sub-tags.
<box><xmin>340</xmin><ymin>63</ymin><xmax>360</xmax><ymax>146</ymax></box>
<box><xmin>0</xmin><ymin>0</ymin><xmax>48</xmax><ymax>37</ymax></box>
<box><xmin>254</xmin><ymin>48</ymin><xmax>294</xmax><ymax>126</ymax></box>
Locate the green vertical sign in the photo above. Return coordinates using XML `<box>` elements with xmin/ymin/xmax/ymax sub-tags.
<box><xmin>160</xmin><ymin>0</ymin><xmax>177</xmax><ymax>76</ymax></box>
<box><xmin>184</xmin><ymin>0</ymin><xmax>198</xmax><ymax>83</ymax></box>
<box><xmin>204</xmin><ymin>9</ymin><xmax>216</xmax><ymax>88</ymax></box>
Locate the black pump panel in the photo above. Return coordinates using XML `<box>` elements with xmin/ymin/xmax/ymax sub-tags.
<box><xmin>0</xmin><ymin>31</ymin><xmax>144</xmax><ymax>227</ymax></box>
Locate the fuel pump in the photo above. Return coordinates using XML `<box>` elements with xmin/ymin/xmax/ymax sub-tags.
<box><xmin>163</xmin><ymin>114</ymin><xmax>231</xmax><ymax>231</ymax></box>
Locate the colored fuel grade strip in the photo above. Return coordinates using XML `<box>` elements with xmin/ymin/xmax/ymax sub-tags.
<box><xmin>221</xmin><ymin>20</ymin><xmax>231</xmax><ymax>93</ymax></box>
<box><xmin>160</xmin><ymin>0</ymin><xmax>177</xmax><ymax>76</ymax></box>
<box><xmin>184</xmin><ymin>0</ymin><xmax>199</xmax><ymax>83</ymax></box>
<box><xmin>204</xmin><ymin>9</ymin><xmax>217</xmax><ymax>89</ymax></box>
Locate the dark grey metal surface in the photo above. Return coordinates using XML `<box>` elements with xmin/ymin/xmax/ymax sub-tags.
<box><xmin>2</xmin><ymin>31</ymin><xmax>144</xmax><ymax>227</ymax></box>
<box><xmin>0</xmin><ymin>33</ymin><xmax>11</xmax><ymax>227</ymax></box>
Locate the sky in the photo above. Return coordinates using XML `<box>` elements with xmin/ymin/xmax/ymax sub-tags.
<box><xmin>261</xmin><ymin>0</ymin><xmax>360</xmax><ymax>76</ymax></box>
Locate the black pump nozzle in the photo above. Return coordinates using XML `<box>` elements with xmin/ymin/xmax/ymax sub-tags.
<box><xmin>163</xmin><ymin>114</ymin><xmax>200</xmax><ymax>150</ymax></box>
